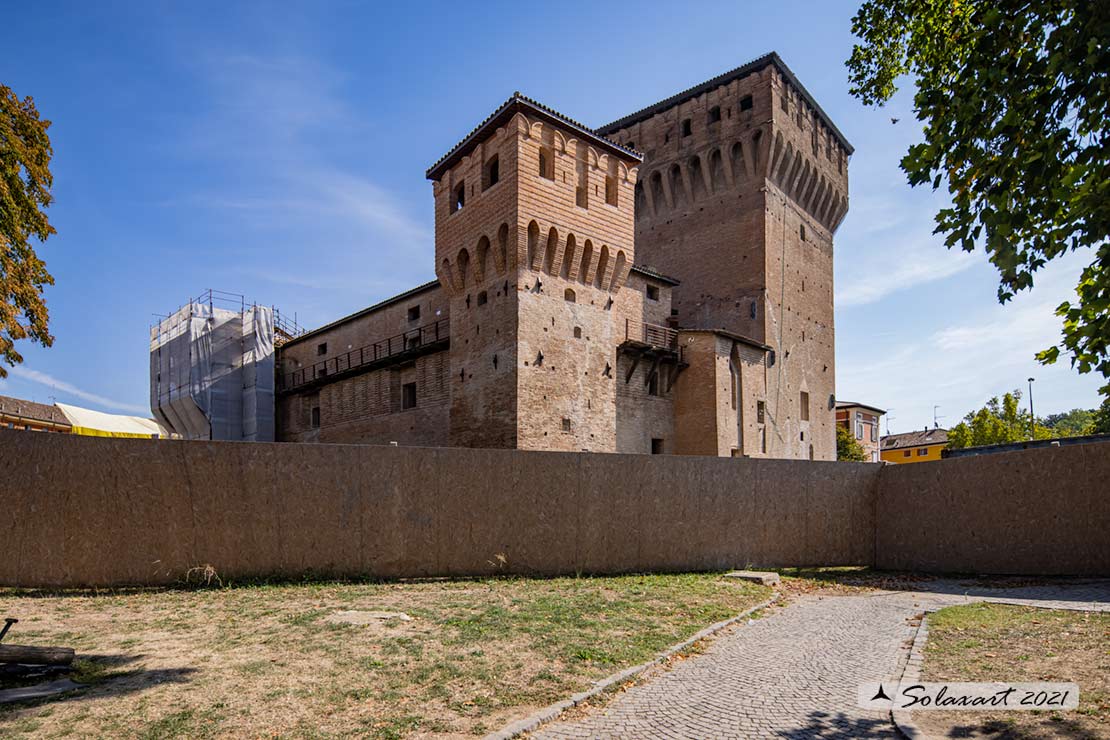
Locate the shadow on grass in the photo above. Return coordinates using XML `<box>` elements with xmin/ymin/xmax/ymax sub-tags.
<box><xmin>0</xmin><ymin>652</ymin><xmax>196</xmax><ymax>712</ymax></box>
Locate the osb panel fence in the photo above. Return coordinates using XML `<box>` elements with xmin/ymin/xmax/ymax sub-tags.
<box><xmin>0</xmin><ymin>432</ymin><xmax>1105</xmax><ymax>587</ymax></box>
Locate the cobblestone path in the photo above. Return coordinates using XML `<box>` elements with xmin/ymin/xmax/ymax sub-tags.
<box><xmin>533</xmin><ymin>580</ymin><xmax>1109</xmax><ymax>739</ymax></box>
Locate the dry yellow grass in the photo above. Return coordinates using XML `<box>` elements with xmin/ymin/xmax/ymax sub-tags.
<box><xmin>0</xmin><ymin>574</ymin><xmax>769</xmax><ymax>738</ymax></box>
<box><xmin>919</xmin><ymin>603</ymin><xmax>1109</xmax><ymax>740</ymax></box>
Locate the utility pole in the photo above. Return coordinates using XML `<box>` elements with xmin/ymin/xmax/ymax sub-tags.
<box><xmin>1027</xmin><ymin>377</ymin><xmax>1035</xmax><ymax>440</ymax></box>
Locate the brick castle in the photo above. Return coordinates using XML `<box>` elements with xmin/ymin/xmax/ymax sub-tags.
<box><xmin>275</xmin><ymin>52</ymin><xmax>851</xmax><ymax>459</ymax></box>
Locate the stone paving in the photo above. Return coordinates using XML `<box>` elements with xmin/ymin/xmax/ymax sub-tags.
<box><xmin>532</xmin><ymin>579</ymin><xmax>1109</xmax><ymax>739</ymax></box>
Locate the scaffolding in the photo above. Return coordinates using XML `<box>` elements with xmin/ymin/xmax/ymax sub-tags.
<box><xmin>149</xmin><ymin>290</ymin><xmax>304</xmax><ymax>441</ymax></box>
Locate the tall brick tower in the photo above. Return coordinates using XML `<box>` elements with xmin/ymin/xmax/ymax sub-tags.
<box><xmin>427</xmin><ymin>94</ymin><xmax>644</xmax><ymax>451</ymax></box>
<box><xmin>598</xmin><ymin>53</ymin><xmax>851</xmax><ymax>460</ymax></box>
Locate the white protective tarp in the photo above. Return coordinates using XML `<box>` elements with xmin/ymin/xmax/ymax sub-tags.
<box><xmin>56</xmin><ymin>403</ymin><xmax>172</xmax><ymax>438</ymax></box>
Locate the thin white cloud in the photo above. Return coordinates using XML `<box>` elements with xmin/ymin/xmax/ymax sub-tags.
<box><xmin>837</xmin><ymin>251</ymin><xmax>1101</xmax><ymax>432</ymax></box>
<box><xmin>7</xmin><ymin>366</ymin><xmax>150</xmax><ymax>416</ymax></box>
<box><xmin>837</xmin><ymin>237</ymin><xmax>978</xmax><ymax>307</ymax></box>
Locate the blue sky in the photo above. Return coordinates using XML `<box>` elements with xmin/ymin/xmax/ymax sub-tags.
<box><xmin>1</xmin><ymin>0</ymin><xmax>1102</xmax><ymax>432</ymax></box>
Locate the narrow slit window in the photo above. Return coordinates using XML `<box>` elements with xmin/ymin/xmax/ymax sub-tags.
<box><xmin>605</xmin><ymin>176</ymin><xmax>618</xmax><ymax>206</ymax></box>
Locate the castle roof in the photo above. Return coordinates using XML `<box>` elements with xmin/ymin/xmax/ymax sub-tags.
<box><xmin>629</xmin><ymin>264</ymin><xmax>680</xmax><ymax>285</ymax></box>
<box><xmin>596</xmin><ymin>51</ymin><xmax>854</xmax><ymax>155</ymax></box>
<box><xmin>426</xmin><ymin>93</ymin><xmax>642</xmax><ymax>181</ymax></box>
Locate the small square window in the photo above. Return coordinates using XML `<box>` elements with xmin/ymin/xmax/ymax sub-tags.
<box><xmin>740</xmin><ymin>95</ymin><xmax>753</xmax><ymax>111</ymax></box>
<box><xmin>651</xmin><ymin>438</ymin><xmax>664</xmax><ymax>454</ymax></box>
<box><xmin>562</xmin><ymin>418</ymin><xmax>572</xmax><ymax>432</ymax></box>
<box><xmin>402</xmin><ymin>382</ymin><xmax>417</xmax><ymax>410</ymax></box>
<box><xmin>903</xmin><ymin>450</ymin><xmax>911</xmax><ymax>458</ymax></box>
<box><xmin>707</xmin><ymin>106</ymin><xmax>721</xmax><ymax>124</ymax></box>
<box><xmin>317</xmin><ymin>342</ymin><xmax>327</xmax><ymax>356</ymax></box>
<box><xmin>646</xmin><ymin>285</ymin><xmax>660</xmax><ymax>301</ymax></box>
<box><xmin>917</xmin><ymin>448</ymin><xmax>928</xmax><ymax>457</ymax></box>
<box><xmin>681</xmin><ymin>119</ymin><xmax>692</xmax><ymax>137</ymax></box>
<box><xmin>477</xmin><ymin>291</ymin><xmax>488</xmax><ymax>306</ymax></box>
<box><xmin>407</xmin><ymin>305</ymin><xmax>420</xmax><ymax>321</ymax></box>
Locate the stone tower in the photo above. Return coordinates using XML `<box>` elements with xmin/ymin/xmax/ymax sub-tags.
<box><xmin>427</xmin><ymin>94</ymin><xmax>643</xmax><ymax>451</ymax></box>
<box><xmin>597</xmin><ymin>53</ymin><xmax>851</xmax><ymax>460</ymax></box>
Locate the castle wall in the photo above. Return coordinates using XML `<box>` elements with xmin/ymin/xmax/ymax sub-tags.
<box><xmin>278</xmin><ymin>351</ymin><xmax>450</xmax><ymax>447</ymax></box>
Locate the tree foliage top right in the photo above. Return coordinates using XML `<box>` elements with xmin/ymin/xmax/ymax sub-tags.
<box><xmin>847</xmin><ymin>0</ymin><xmax>1110</xmax><ymax>394</ymax></box>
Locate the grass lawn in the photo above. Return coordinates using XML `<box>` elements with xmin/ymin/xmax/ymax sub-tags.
<box><xmin>918</xmin><ymin>603</ymin><xmax>1109</xmax><ymax>740</ymax></box>
<box><xmin>0</xmin><ymin>573</ymin><xmax>769</xmax><ymax>738</ymax></box>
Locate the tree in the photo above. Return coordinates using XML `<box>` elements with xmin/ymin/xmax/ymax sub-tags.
<box><xmin>1041</xmin><ymin>408</ymin><xmax>1095</xmax><ymax>436</ymax></box>
<box><xmin>837</xmin><ymin>424</ymin><xmax>869</xmax><ymax>461</ymax></box>
<box><xmin>1092</xmin><ymin>398</ymin><xmax>1110</xmax><ymax>435</ymax></box>
<box><xmin>847</xmin><ymin>1</ymin><xmax>1110</xmax><ymax>395</ymax></box>
<box><xmin>0</xmin><ymin>84</ymin><xmax>56</xmax><ymax>378</ymax></box>
<box><xmin>947</xmin><ymin>390</ymin><xmax>1053</xmax><ymax>448</ymax></box>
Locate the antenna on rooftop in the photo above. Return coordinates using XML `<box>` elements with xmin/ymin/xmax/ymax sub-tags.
<box><xmin>933</xmin><ymin>405</ymin><xmax>945</xmax><ymax>429</ymax></box>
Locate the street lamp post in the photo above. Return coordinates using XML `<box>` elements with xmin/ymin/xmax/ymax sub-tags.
<box><xmin>1027</xmin><ymin>377</ymin><xmax>1035</xmax><ymax>440</ymax></box>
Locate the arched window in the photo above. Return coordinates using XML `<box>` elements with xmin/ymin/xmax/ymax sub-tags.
<box><xmin>564</xmin><ymin>288</ymin><xmax>576</xmax><ymax>303</ymax></box>
<box><xmin>689</xmin><ymin>156</ymin><xmax>706</xmax><ymax>201</ymax></box>
<box><xmin>731</xmin><ymin>141</ymin><xmax>746</xmax><ymax>183</ymax></box>
<box><xmin>561</xmin><ymin>235</ymin><xmax>576</xmax><ymax>280</ymax></box>
<box><xmin>526</xmin><ymin>221</ymin><xmax>540</xmax><ymax>270</ymax></box>
<box><xmin>452</xmin><ymin>180</ymin><xmax>465</xmax><ymax>212</ymax></box>
<box><xmin>650</xmin><ymin>171</ymin><xmax>665</xmax><ymax>210</ymax></box>
<box><xmin>610</xmin><ymin>250</ymin><xmax>627</xmax><ymax>292</ymax></box>
<box><xmin>456</xmin><ymin>248</ymin><xmax>471</xmax><ymax>289</ymax></box>
<box><xmin>476</xmin><ymin>235</ymin><xmax>491</xmax><ymax>281</ymax></box>
<box><xmin>708</xmin><ymin>149</ymin><xmax>725</xmax><ymax>192</ymax></box>
<box><xmin>544</xmin><ymin>227</ymin><xmax>558</xmax><ymax>275</ymax></box>
<box><xmin>594</xmin><ymin>245</ymin><xmax>610</xmax><ymax>289</ymax></box>
<box><xmin>579</xmin><ymin>240</ymin><xmax>593</xmax><ymax>285</ymax></box>
<box><xmin>669</xmin><ymin>165</ymin><xmax>686</xmax><ymax>208</ymax></box>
